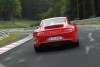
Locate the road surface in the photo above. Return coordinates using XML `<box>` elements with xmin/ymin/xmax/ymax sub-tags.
<box><xmin>0</xmin><ymin>26</ymin><xmax>100</xmax><ymax>67</ymax></box>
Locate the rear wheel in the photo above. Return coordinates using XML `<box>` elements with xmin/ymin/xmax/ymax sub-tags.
<box><xmin>73</xmin><ymin>40</ymin><xmax>79</xmax><ymax>47</ymax></box>
<box><xmin>34</xmin><ymin>45</ymin><xmax>41</xmax><ymax>52</ymax></box>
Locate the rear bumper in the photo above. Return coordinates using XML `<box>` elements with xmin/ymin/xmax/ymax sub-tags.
<box><xmin>34</xmin><ymin>38</ymin><xmax>78</xmax><ymax>47</ymax></box>
<box><xmin>34</xmin><ymin>31</ymin><xmax>78</xmax><ymax>47</ymax></box>
<box><xmin>37</xmin><ymin>40</ymin><xmax>73</xmax><ymax>47</ymax></box>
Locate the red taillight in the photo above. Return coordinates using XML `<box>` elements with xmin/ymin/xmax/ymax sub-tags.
<box><xmin>34</xmin><ymin>37</ymin><xmax>37</xmax><ymax>41</ymax></box>
<box><xmin>37</xmin><ymin>32</ymin><xmax>44</xmax><ymax>35</ymax></box>
<box><xmin>34</xmin><ymin>31</ymin><xmax>44</xmax><ymax>36</ymax></box>
<box><xmin>65</xmin><ymin>28</ymin><xmax>74</xmax><ymax>32</ymax></box>
<box><xmin>34</xmin><ymin>37</ymin><xmax>38</xmax><ymax>44</ymax></box>
<box><xmin>67</xmin><ymin>28</ymin><xmax>73</xmax><ymax>31</ymax></box>
<box><xmin>34</xmin><ymin>32</ymin><xmax>38</xmax><ymax>36</ymax></box>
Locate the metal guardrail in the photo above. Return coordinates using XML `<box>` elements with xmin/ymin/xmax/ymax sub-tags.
<box><xmin>71</xmin><ymin>17</ymin><xmax>100</xmax><ymax>25</ymax></box>
<box><xmin>0</xmin><ymin>26</ymin><xmax>38</xmax><ymax>40</ymax></box>
<box><xmin>1</xmin><ymin>26</ymin><xmax>38</xmax><ymax>32</ymax></box>
<box><xmin>0</xmin><ymin>30</ymin><xmax>9</xmax><ymax>40</ymax></box>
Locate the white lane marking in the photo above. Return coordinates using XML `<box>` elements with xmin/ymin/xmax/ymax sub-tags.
<box><xmin>96</xmin><ymin>27</ymin><xmax>99</xmax><ymax>30</ymax></box>
<box><xmin>88</xmin><ymin>33</ymin><xmax>94</xmax><ymax>42</ymax></box>
<box><xmin>3</xmin><ymin>45</ymin><xmax>16</xmax><ymax>48</ymax></box>
<box><xmin>0</xmin><ymin>34</ymin><xmax>32</xmax><ymax>55</ymax></box>
<box><xmin>85</xmin><ymin>45</ymin><xmax>100</xmax><ymax>54</ymax></box>
<box><xmin>16</xmin><ymin>59</ymin><xmax>26</xmax><ymax>63</ymax></box>
<box><xmin>85</xmin><ymin>46</ymin><xmax>91</xmax><ymax>54</ymax></box>
<box><xmin>36</xmin><ymin>56</ymin><xmax>43</xmax><ymax>61</ymax></box>
<box><xmin>85</xmin><ymin>45</ymin><xmax>95</xmax><ymax>54</ymax></box>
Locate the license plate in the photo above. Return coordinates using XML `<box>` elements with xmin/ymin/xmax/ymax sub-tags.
<box><xmin>48</xmin><ymin>36</ymin><xmax>62</xmax><ymax>40</ymax></box>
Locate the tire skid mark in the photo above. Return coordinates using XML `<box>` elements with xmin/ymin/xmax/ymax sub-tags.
<box><xmin>16</xmin><ymin>58</ymin><xmax>26</xmax><ymax>63</ymax></box>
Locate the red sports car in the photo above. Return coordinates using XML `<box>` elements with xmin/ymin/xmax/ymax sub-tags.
<box><xmin>33</xmin><ymin>17</ymin><xmax>79</xmax><ymax>52</ymax></box>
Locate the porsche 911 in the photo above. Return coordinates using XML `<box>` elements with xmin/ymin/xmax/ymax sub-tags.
<box><xmin>33</xmin><ymin>17</ymin><xmax>79</xmax><ymax>52</ymax></box>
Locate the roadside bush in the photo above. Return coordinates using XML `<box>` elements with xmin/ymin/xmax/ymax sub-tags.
<box><xmin>30</xmin><ymin>24</ymin><xmax>34</xmax><ymax>27</ymax></box>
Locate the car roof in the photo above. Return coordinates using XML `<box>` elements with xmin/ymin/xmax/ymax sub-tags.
<box><xmin>41</xmin><ymin>17</ymin><xmax>67</xmax><ymax>22</ymax></box>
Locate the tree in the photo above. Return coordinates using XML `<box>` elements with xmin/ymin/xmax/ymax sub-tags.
<box><xmin>60</xmin><ymin>0</ymin><xmax>78</xmax><ymax>20</ymax></box>
<box><xmin>0</xmin><ymin>0</ymin><xmax>21</xmax><ymax>20</ymax></box>
<box><xmin>60</xmin><ymin>0</ymin><xmax>67</xmax><ymax>16</ymax></box>
<box><xmin>0</xmin><ymin>0</ymin><xmax>4</xmax><ymax>20</ymax></box>
<box><xmin>17</xmin><ymin>0</ymin><xmax>100</xmax><ymax>20</ymax></box>
<box><xmin>41</xmin><ymin>1</ymin><xmax>62</xmax><ymax>19</ymax></box>
<box><xmin>20</xmin><ymin>0</ymin><xmax>50</xmax><ymax>20</ymax></box>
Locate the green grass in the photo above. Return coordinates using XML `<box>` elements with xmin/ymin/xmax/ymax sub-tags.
<box><xmin>0</xmin><ymin>19</ymin><xmax>40</xmax><ymax>29</ymax></box>
<box><xmin>0</xmin><ymin>34</ymin><xmax>22</xmax><ymax>46</ymax></box>
<box><xmin>0</xmin><ymin>25</ymin><xmax>29</xmax><ymax>29</ymax></box>
<box><xmin>15</xmin><ymin>19</ymin><xmax>40</xmax><ymax>27</ymax></box>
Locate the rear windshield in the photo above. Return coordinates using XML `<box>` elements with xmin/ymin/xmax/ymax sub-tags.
<box><xmin>42</xmin><ymin>17</ymin><xmax>66</xmax><ymax>27</ymax></box>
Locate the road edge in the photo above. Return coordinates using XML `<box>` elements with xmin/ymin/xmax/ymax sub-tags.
<box><xmin>0</xmin><ymin>34</ymin><xmax>32</xmax><ymax>55</ymax></box>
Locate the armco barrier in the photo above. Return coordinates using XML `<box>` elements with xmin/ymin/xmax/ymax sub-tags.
<box><xmin>0</xmin><ymin>26</ymin><xmax>38</xmax><ymax>40</ymax></box>
<box><xmin>1</xmin><ymin>26</ymin><xmax>38</xmax><ymax>32</ymax></box>
<box><xmin>0</xmin><ymin>30</ymin><xmax>9</xmax><ymax>40</ymax></box>
<box><xmin>71</xmin><ymin>17</ymin><xmax>100</xmax><ymax>25</ymax></box>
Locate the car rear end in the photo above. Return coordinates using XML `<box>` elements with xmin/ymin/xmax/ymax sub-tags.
<box><xmin>33</xmin><ymin>17</ymin><xmax>79</xmax><ymax>51</ymax></box>
<box><xmin>34</xmin><ymin>25</ymin><xmax>78</xmax><ymax>47</ymax></box>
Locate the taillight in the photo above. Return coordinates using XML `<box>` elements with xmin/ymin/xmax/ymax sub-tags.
<box><xmin>37</xmin><ymin>32</ymin><xmax>44</xmax><ymax>35</ymax></box>
<box><xmin>67</xmin><ymin>28</ymin><xmax>73</xmax><ymax>31</ymax></box>
<box><xmin>34</xmin><ymin>31</ymin><xmax>44</xmax><ymax>36</ymax></box>
<box><xmin>65</xmin><ymin>28</ymin><xmax>73</xmax><ymax>31</ymax></box>
<box><xmin>34</xmin><ymin>37</ymin><xmax>37</xmax><ymax>41</ymax></box>
<box><xmin>34</xmin><ymin>37</ymin><xmax>38</xmax><ymax>44</ymax></box>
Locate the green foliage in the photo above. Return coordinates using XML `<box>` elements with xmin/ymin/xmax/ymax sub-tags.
<box><xmin>30</xmin><ymin>23</ymin><xmax>40</xmax><ymax>27</ymax></box>
<box><xmin>41</xmin><ymin>0</ymin><xmax>77</xmax><ymax>20</ymax></box>
<box><xmin>0</xmin><ymin>19</ymin><xmax>40</xmax><ymax>29</ymax></box>
<box><xmin>60</xmin><ymin>0</ymin><xmax>67</xmax><ymax>16</ymax></box>
<box><xmin>0</xmin><ymin>0</ymin><xmax>21</xmax><ymax>20</ymax></box>
<box><xmin>20</xmin><ymin>0</ymin><xmax>50</xmax><ymax>20</ymax></box>
<box><xmin>0</xmin><ymin>0</ymin><xmax>100</xmax><ymax>21</ymax></box>
<box><xmin>0</xmin><ymin>25</ymin><xmax>28</xmax><ymax>29</ymax></box>
<box><xmin>14</xmin><ymin>0</ymin><xmax>22</xmax><ymax>16</ymax></box>
<box><xmin>63</xmin><ymin>0</ymin><xmax>77</xmax><ymax>20</ymax></box>
<box><xmin>41</xmin><ymin>0</ymin><xmax>62</xmax><ymax>19</ymax></box>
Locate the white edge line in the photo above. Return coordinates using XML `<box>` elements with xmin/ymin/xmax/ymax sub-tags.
<box><xmin>0</xmin><ymin>34</ymin><xmax>32</xmax><ymax>55</ymax></box>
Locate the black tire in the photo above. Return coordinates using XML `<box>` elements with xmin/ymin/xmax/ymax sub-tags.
<box><xmin>34</xmin><ymin>45</ymin><xmax>41</xmax><ymax>52</ymax></box>
<box><xmin>74</xmin><ymin>40</ymin><xmax>79</xmax><ymax>47</ymax></box>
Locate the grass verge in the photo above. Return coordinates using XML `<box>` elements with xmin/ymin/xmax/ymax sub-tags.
<box><xmin>0</xmin><ymin>25</ymin><xmax>29</xmax><ymax>29</ymax></box>
<box><xmin>0</xmin><ymin>19</ymin><xmax>40</xmax><ymax>29</ymax></box>
<box><xmin>0</xmin><ymin>34</ymin><xmax>22</xmax><ymax>46</ymax></box>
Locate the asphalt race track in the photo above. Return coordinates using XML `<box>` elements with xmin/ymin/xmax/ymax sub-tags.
<box><xmin>0</xmin><ymin>26</ymin><xmax>100</xmax><ymax>67</ymax></box>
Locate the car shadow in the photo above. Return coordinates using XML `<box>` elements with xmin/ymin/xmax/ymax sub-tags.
<box><xmin>36</xmin><ymin>45</ymin><xmax>79</xmax><ymax>53</ymax></box>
